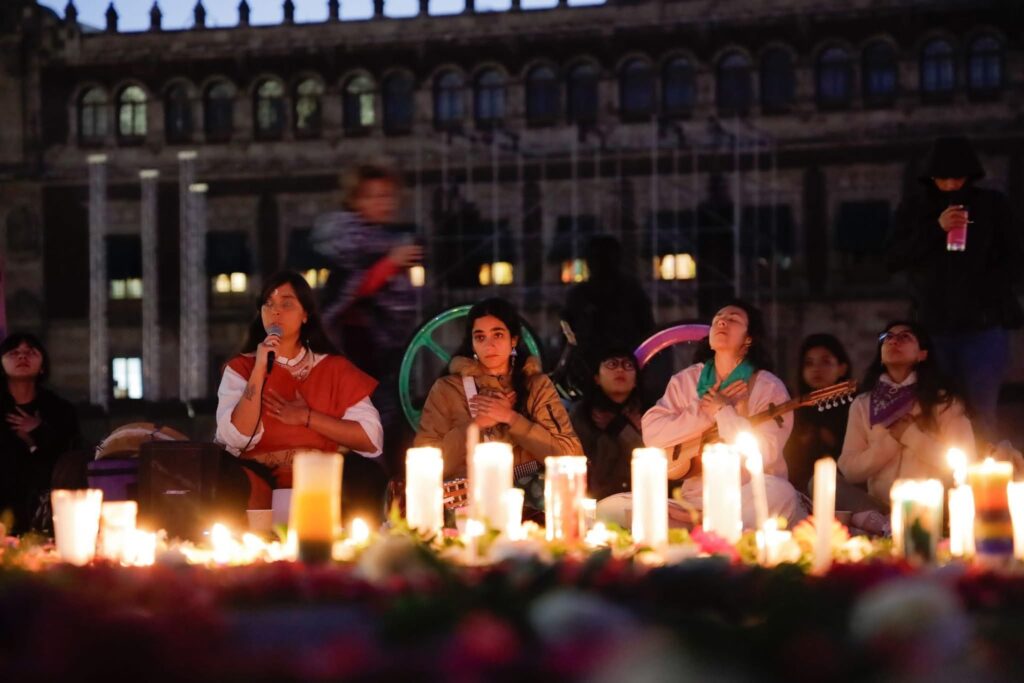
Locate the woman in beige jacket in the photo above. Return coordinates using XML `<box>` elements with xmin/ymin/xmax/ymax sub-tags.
<box><xmin>414</xmin><ymin>298</ymin><xmax>581</xmax><ymax>480</ymax></box>
<box><xmin>838</xmin><ymin>321</ymin><xmax>975</xmax><ymax>511</ymax></box>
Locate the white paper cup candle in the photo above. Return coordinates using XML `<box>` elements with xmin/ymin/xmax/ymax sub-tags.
<box><xmin>51</xmin><ymin>489</ymin><xmax>104</xmax><ymax>566</ymax></box>
<box><xmin>99</xmin><ymin>500</ymin><xmax>137</xmax><ymax>563</ymax></box>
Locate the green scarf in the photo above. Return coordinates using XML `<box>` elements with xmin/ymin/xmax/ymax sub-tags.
<box><xmin>696</xmin><ymin>359</ymin><xmax>754</xmax><ymax>398</ymax></box>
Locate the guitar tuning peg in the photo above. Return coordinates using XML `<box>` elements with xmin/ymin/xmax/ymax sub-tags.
<box><xmin>817</xmin><ymin>403</ymin><xmax>825</xmax><ymax>412</ymax></box>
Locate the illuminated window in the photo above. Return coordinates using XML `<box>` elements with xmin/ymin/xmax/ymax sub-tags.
<box><xmin>109</xmin><ymin>278</ymin><xmax>142</xmax><ymax>299</ymax></box>
<box><xmin>212</xmin><ymin>272</ymin><xmax>248</xmax><ymax>293</ymax></box>
<box><xmin>479</xmin><ymin>262</ymin><xmax>514</xmax><ymax>286</ymax></box>
<box><xmin>653</xmin><ymin>253</ymin><xmax>696</xmax><ymax>280</ymax></box>
<box><xmin>302</xmin><ymin>268</ymin><xmax>330</xmax><ymax>289</ymax></box>
<box><xmin>112</xmin><ymin>357</ymin><xmax>143</xmax><ymax>400</ymax></box>
<box><xmin>409</xmin><ymin>265</ymin><xmax>426</xmax><ymax>288</ymax></box>
<box><xmin>560</xmin><ymin>259</ymin><xmax>589</xmax><ymax>284</ymax></box>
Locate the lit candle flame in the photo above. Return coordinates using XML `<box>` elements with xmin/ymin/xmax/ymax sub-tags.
<box><xmin>350</xmin><ymin>517</ymin><xmax>370</xmax><ymax>545</ymax></box>
<box><xmin>737</xmin><ymin>432</ymin><xmax>763</xmax><ymax>471</ymax></box>
<box><xmin>946</xmin><ymin>447</ymin><xmax>968</xmax><ymax>487</ymax></box>
<box><xmin>585</xmin><ymin>521</ymin><xmax>611</xmax><ymax>547</ymax></box>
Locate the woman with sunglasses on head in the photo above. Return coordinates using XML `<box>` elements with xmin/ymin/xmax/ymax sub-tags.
<box><xmin>215</xmin><ymin>271</ymin><xmax>383</xmax><ymax>516</ymax></box>
<box><xmin>0</xmin><ymin>333</ymin><xmax>81</xmax><ymax>534</ymax></box>
<box><xmin>414</xmin><ymin>298</ymin><xmax>581</xmax><ymax>480</ymax></box>
<box><xmin>599</xmin><ymin>300</ymin><xmax>801</xmax><ymax>529</ymax></box>
<box><xmin>570</xmin><ymin>346</ymin><xmax>648</xmax><ymax>500</ymax></box>
<box><xmin>837</xmin><ymin>321</ymin><xmax>975</xmax><ymax>512</ymax></box>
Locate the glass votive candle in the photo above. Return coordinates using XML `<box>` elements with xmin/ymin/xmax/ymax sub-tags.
<box><xmin>290</xmin><ymin>452</ymin><xmax>343</xmax><ymax>563</ymax></box>
<box><xmin>968</xmin><ymin>457</ymin><xmax>1014</xmax><ymax>565</ymax></box>
<box><xmin>890</xmin><ymin>479</ymin><xmax>944</xmax><ymax>564</ymax></box>
<box><xmin>51</xmin><ymin>489</ymin><xmax>104</xmax><ymax>566</ymax></box>
<box><xmin>544</xmin><ymin>456</ymin><xmax>588</xmax><ymax>542</ymax></box>
<box><xmin>99</xmin><ymin>500</ymin><xmax>138</xmax><ymax>563</ymax></box>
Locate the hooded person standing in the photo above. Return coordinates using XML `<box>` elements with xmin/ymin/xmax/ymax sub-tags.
<box><xmin>887</xmin><ymin>136</ymin><xmax>1023</xmax><ymax>440</ymax></box>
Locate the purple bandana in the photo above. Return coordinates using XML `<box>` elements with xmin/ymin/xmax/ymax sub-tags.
<box><xmin>869</xmin><ymin>380</ymin><xmax>917</xmax><ymax>428</ymax></box>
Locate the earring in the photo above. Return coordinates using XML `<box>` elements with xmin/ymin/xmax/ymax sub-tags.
<box><xmin>473</xmin><ymin>353</ymin><xmax>479</xmax><ymax>360</ymax></box>
<box><xmin>510</xmin><ymin>348</ymin><xmax>518</xmax><ymax>359</ymax></box>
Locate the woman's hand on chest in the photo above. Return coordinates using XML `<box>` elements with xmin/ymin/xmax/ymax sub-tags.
<box><xmin>264</xmin><ymin>389</ymin><xmax>312</xmax><ymax>426</ymax></box>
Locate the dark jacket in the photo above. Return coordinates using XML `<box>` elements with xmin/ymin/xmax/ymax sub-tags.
<box><xmin>569</xmin><ymin>394</ymin><xmax>645</xmax><ymax>500</ymax></box>
<box><xmin>0</xmin><ymin>387</ymin><xmax>81</xmax><ymax>534</ymax></box>
<box><xmin>887</xmin><ymin>137</ymin><xmax>1024</xmax><ymax>333</ymax></box>
<box><xmin>783</xmin><ymin>404</ymin><xmax>849</xmax><ymax>495</ymax></box>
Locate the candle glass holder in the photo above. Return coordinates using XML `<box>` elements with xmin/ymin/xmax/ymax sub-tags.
<box><xmin>890</xmin><ymin>479</ymin><xmax>944</xmax><ymax>564</ymax></box>
<box><xmin>544</xmin><ymin>456</ymin><xmax>588</xmax><ymax>542</ymax></box>
<box><xmin>290</xmin><ymin>452</ymin><xmax>343</xmax><ymax>563</ymax></box>
<box><xmin>968</xmin><ymin>458</ymin><xmax>1014</xmax><ymax>565</ymax></box>
<box><xmin>51</xmin><ymin>489</ymin><xmax>104</xmax><ymax>566</ymax></box>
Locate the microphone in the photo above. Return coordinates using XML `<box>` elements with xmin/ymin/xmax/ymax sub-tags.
<box><xmin>265</xmin><ymin>324</ymin><xmax>283</xmax><ymax>374</ymax></box>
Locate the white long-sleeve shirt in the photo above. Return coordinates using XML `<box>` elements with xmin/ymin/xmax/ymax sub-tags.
<box><xmin>642</xmin><ymin>363</ymin><xmax>793</xmax><ymax>478</ymax></box>
<box><xmin>215</xmin><ymin>350</ymin><xmax>383</xmax><ymax>458</ymax></box>
<box><xmin>837</xmin><ymin>373</ymin><xmax>975</xmax><ymax>502</ymax></box>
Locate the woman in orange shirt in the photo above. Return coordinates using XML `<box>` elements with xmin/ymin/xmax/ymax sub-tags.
<box><xmin>215</xmin><ymin>271</ymin><xmax>382</xmax><ymax>512</ymax></box>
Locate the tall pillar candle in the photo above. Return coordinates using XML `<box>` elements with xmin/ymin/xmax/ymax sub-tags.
<box><xmin>968</xmin><ymin>457</ymin><xmax>1014</xmax><ymax>564</ymax></box>
<box><xmin>545</xmin><ymin>456</ymin><xmax>588</xmax><ymax>542</ymax></box>
<box><xmin>737</xmin><ymin>432</ymin><xmax>769</xmax><ymax>532</ymax></box>
<box><xmin>946</xmin><ymin>448</ymin><xmax>975</xmax><ymax>559</ymax></box>
<box><xmin>471</xmin><ymin>442</ymin><xmax>513</xmax><ymax>530</ymax></box>
<box><xmin>812</xmin><ymin>458</ymin><xmax>837</xmax><ymax>573</ymax></box>
<box><xmin>290</xmin><ymin>452</ymin><xmax>343</xmax><ymax>563</ymax></box>
<box><xmin>702</xmin><ymin>443</ymin><xmax>742</xmax><ymax>543</ymax></box>
<box><xmin>891</xmin><ymin>479</ymin><xmax>944</xmax><ymax>564</ymax></box>
<box><xmin>632</xmin><ymin>448</ymin><xmax>668</xmax><ymax>547</ymax></box>
<box><xmin>405</xmin><ymin>447</ymin><xmax>444</xmax><ymax>536</ymax></box>
<box><xmin>1007</xmin><ymin>482</ymin><xmax>1024</xmax><ymax>561</ymax></box>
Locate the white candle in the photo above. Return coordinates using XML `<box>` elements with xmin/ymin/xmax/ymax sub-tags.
<box><xmin>757</xmin><ymin>518</ymin><xmax>793</xmax><ymax>567</ymax></box>
<box><xmin>123</xmin><ymin>529</ymin><xmax>157</xmax><ymax>566</ymax></box>
<box><xmin>465</xmin><ymin>423</ymin><xmax>480</xmax><ymax>519</ymax></box>
<box><xmin>405</xmin><ymin>447</ymin><xmax>445</xmax><ymax>536</ymax></box>
<box><xmin>946</xmin><ymin>448</ymin><xmax>975</xmax><ymax>558</ymax></box>
<box><xmin>502</xmin><ymin>488</ymin><xmax>525</xmax><ymax>540</ymax></box>
<box><xmin>891</xmin><ymin>479</ymin><xmax>944</xmax><ymax>564</ymax></box>
<box><xmin>702</xmin><ymin>443</ymin><xmax>742</xmax><ymax>544</ymax></box>
<box><xmin>632</xmin><ymin>448</ymin><xmax>668</xmax><ymax>547</ymax></box>
<box><xmin>737</xmin><ymin>432</ymin><xmax>769</xmax><ymax>533</ymax></box>
<box><xmin>582</xmin><ymin>498</ymin><xmax>598</xmax><ymax>531</ymax></box>
<box><xmin>51</xmin><ymin>489</ymin><xmax>104</xmax><ymax>566</ymax></box>
<box><xmin>545</xmin><ymin>456</ymin><xmax>589</xmax><ymax>542</ymax></box>
<box><xmin>99</xmin><ymin>501</ymin><xmax>137</xmax><ymax>563</ymax></box>
<box><xmin>471</xmin><ymin>442</ymin><xmax>513</xmax><ymax>530</ymax></box>
<box><xmin>1007</xmin><ymin>482</ymin><xmax>1024</xmax><ymax>561</ymax></box>
<box><xmin>812</xmin><ymin>458</ymin><xmax>837</xmax><ymax>574</ymax></box>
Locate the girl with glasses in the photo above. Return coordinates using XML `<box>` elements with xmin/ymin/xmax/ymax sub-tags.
<box><xmin>837</xmin><ymin>321</ymin><xmax>975</xmax><ymax>512</ymax></box>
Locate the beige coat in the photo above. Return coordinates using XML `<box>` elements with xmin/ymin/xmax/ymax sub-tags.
<box><xmin>414</xmin><ymin>356</ymin><xmax>582</xmax><ymax>478</ymax></box>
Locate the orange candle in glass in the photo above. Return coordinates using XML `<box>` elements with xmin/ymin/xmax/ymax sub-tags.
<box><xmin>967</xmin><ymin>457</ymin><xmax>1014</xmax><ymax>563</ymax></box>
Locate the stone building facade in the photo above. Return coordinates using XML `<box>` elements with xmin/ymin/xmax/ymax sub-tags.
<box><xmin>0</xmin><ymin>0</ymin><xmax>1021</xmax><ymax>407</ymax></box>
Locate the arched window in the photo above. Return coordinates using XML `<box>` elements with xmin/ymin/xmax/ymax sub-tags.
<box><xmin>434</xmin><ymin>70</ymin><xmax>464</xmax><ymax>129</ymax></box>
<box><xmin>619</xmin><ymin>59</ymin><xmax>655</xmax><ymax>119</ymax></box>
<box><xmin>759</xmin><ymin>48</ymin><xmax>794</xmax><ymax>113</ymax></box>
<box><xmin>204</xmin><ymin>81</ymin><xmax>234</xmax><ymax>142</ymax></box>
<box><xmin>343</xmin><ymin>75</ymin><xmax>376</xmax><ymax>132</ymax></box>
<box><xmin>662</xmin><ymin>57</ymin><xmax>695</xmax><ymax>116</ymax></box>
<box><xmin>567</xmin><ymin>62</ymin><xmax>599</xmax><ymax>124</ymax></box>
<box><xmin>118</xmin><ymin>85</ymin><xmax>147</xmax><ymax>140</ymax></box>
<box><xmin>967</xmin><ymin>35</ymin><xmax>1002</xmax><ymax>93</ymax></box>
<box><xmin>716</xmin><ymin>51</ymin><xmax>752</xmax><ymax>114</ymax></box>
<box><xmin>254</xmin><ymin>79</ymin><xmax>286</xmax><ymax>140</ymax></box>
<box><xmin>862</xmin><ymin>40</ymin><xmax>898</xmax><ymax>104</ymax></box>
<box><xmin>164</xmin><ymin>85</ymin><xmax>192</xmax><ymax>143</ymax></box>
<box><xmin>526</xmin><ymin>65</ymin><xmax>559</xmax><ymax>125</ymax></box>
<box><xmin>474</xmin><ymin>69</ymin><xmax>506</xmax><ymax>128</ymax></box>
<box><xmin>382</xmin><ymin>73</ymin><xmax>414</xmax><ymax>135</ymax></box>
<box><xmin>920</xmin><ymin>39</ymin><xmax>955</xmax><ymax>96</ymax></box>
<box><xmin>816</xmin><ymin>47</ymin><xmax>852</xmax><ymax>107</ymax></box>
<box><xmin>79</xmin><ymin>87</ymin><xmax>108</xmax><ymax>144</ymax></box>
<box><xmin>294</xmin><ymin>79</ymin><xmax>323</xmax><ymax>137</ymax></box>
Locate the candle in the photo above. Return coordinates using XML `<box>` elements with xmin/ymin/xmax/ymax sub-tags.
<box><xmin>737</xmin><ymin>432</ymin><xmax>769</xmax><ymax>533</ymax></box>
<box><xmin>405</xmin><ymin>447</ymin><xmax>444</xmax><ymax>536</ymax></box>
<box><xmin>51</xmin><ymin>489</ymin><xmax>104</xmax><ymax>566</ymax></box>
<box><xmin>701</xmin><ymin>444</ymin><xmax>742</xmax><ymax>543</ymax></box>
<box><xmin>544</xmin><ymin>456</ymin><xmax>589</xmax><ymax>542</ymax></box>
<box><xmin>1007</xmin><ymin>482</ymin><xmax>1024</xmax><ymax>561</ymax></box>
<box><xmin>946</xmin><ymin>448</ymin><xmax>975</xmax><ymax>559</ymax></box>
<box><xmin>99</xmin><ymin>501</ymin><xmax>138</xmax><ymax>564</ymax></box>
<box><xmin>290</xmin><ymin>451</ymin><xmax>343</xmax><ymax>563</ymax></box>
<box><xmin>349</xmin><ymin>517</ymin><xmax>370</xmax><ymax>545</ymax></box>
<box><xmin>967</xmin><ymin>457</ymin><xmax>1014</xmax><ymax>565</ymax></box>
<box><xmin>632</xmin><ymin>448</ymin><xmax>668</xmax><ymax>547</ymax></box>
<box><xmin>502</xmin><ymin>488</ymin><xmax>525</xmax><ymax>540</ymax></box>
<box><xmin>123</xmin><ymin>529</ymin><xmax>157</xmax><ymax>566</ymax></box>
<box><xmin>471</xmin><ymin>442</ymin><xmax>513</xmax><ymax>530</ymax></box>
<box><xmin>812</xmin><ymin>458</ymin><xmax>837</xmax><ymax>573</ymax></box>
<box><xmin>582</xmin><ymin>498</ymin><xmax>598</xmax><ymax>531</ymax></box>
<box><xmin>465</xmin><ymin>423</ymin><xmax>480</xmax><ymax>519</ymax></box>
<box><xmin>890</xmin><ymin>479</ymin><xmax>944</xmax><ymax>564</ymax></box>
<box><xmin>757</xmin><ymin>518</ymin><xmax>793</xmax><ymax>567</ymax></box>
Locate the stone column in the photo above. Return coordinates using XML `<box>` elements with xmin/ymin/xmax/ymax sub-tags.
<box><xmin>140</xmin><ymin>169</ymin><xmax>161</xmax><ymax>400</ymax></box>
<box><xmin>177</xmin><ymin>151</ymin><xmax>197</xmax><ymax>401</ymax></box>
<box><xmin>88</xmin><ymin>154</ymin><xmax>110</xmax><ymax>408</ymax></box>
<box><xmin>188</xmin><ymin>183</ymin><xmax>209</xmax><ymax>400</ymax></box>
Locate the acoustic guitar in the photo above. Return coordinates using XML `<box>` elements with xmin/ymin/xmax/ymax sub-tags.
<box><xmin>665</xmin><ymin>380</ymin><xmax>858</xmax><ymax>480</ymax></box>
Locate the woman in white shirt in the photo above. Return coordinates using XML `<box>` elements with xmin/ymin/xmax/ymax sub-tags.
<box><xmin>598</xmin><ymin>300</ymin><xmax>802</xmax><ymax>530</ymax></box>
<box><xmin>837</xmin><ymin>321</ymin><xmax>975</xmax><ymax>511</ymax></box>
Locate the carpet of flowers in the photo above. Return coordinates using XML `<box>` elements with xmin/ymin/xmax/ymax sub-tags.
<box><xmin>1</xmin><ymin>521</ymin><xmax>1023</xmax><ymax>682</ymax></box>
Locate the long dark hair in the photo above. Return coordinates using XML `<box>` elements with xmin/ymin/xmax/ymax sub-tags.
<box><xmin>693</xmin><ymin>299</ymin><xmax>773</xmax><ymax>372</ymax></box>
<box><xmin>862</xmin><ymin>320</ymin><xmax>962</xmax><ymax>431</ymax></box>
<box><xmin>454</xmin><ymin>298</ymin><xmax>531</xmax><ymax>415</ymax></box>
<box><xmin>796</xmin><ymin>333</ymin><xmax>853</xmax><ymax>394</ymax></box>
<box><xmin>0</xmin><ymin>332</ymin><xmax>50</xmax><ymax>385</ymax></box>
<box><xmin>239</xmin><ymin>271</ymin><xmax>338</xmax><ymax>356</ymax></box>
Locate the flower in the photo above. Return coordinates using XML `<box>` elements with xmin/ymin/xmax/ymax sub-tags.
<box><xmin>792</xmin><ymin>515</ymin><xmax>850</xmax><ymax>556</ymax></box>
<box><xmin>689</xmin><ymin>526</ymin><xmax>740</xmax><ymax>562</ymax></box>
